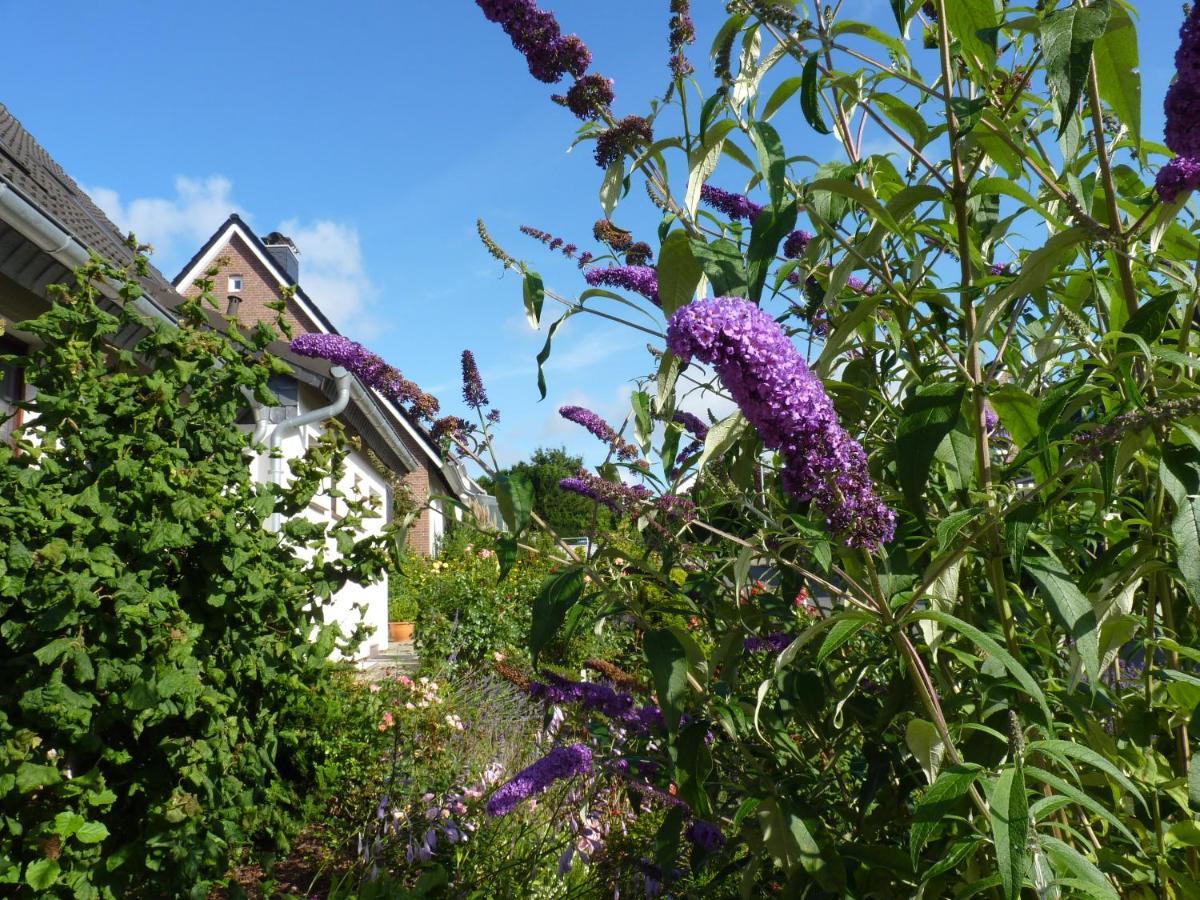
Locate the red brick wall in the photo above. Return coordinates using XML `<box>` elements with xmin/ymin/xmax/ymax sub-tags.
<box><xmin>182</xmin><ymin>233</ymin><xmax>321</xmax><ymax>336</ymax></box>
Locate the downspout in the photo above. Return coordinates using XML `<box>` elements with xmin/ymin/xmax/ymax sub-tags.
<box><xmin>255</xmin><ymin>365</ymin><xmax>352</xmax><ymax>532</ymax></box>
<box><xmin>0</xmin><ymin>181</ymin><xmax>175</xmax><ymax>327</ymax></box>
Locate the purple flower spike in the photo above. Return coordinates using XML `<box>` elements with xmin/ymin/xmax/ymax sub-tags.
<box><xmin>477</xmin><ymin>0</ymin><xmax>592</xmax><ymax>85</ymax></box>
<box><xmin>700</xmin><ymin>184</ymin><xmax>763</xmax><ymax>223</ymax></box>
<box><xmin>744</xmin><ymin>632</ymin><xmax>793</xmax><ymax>653</ymax></box>
<box><xmin>672</xmin><ymin>410</ymin><xmax>709</xmax><ymax>441</ymax></box>
<box><xmin>668</xmin><ymin>0</ymin><xmax>696</xmax><ymax>78</ymax></box>
<box><xmin>1156</xmin><ymin>155</ymin><xmax>1200</xmax><ymax>203</ymax></box>
<box><xmin>485</xmin><ymin>744</ymin><xmax>593</xmax><ymax>817</ymax></box>
<box><xmin>559</xmin><ymin>73</ymin><xmax>614</xmax><ymax>120</ymax></box>
<box><xmin>559</xmin><ymin>405</ymin><xmax>641</xmax><ymax>460</ymax></box>
<box><xmin>290</xmin><ymin>334</ymin><xmax>440</xmax><ymax>422</ymax></box>
<box><xmin>595</xmin><ymin>116</ymin><xmax>653</xmax><ymax>169</ymax></box>
<box><xmin>685</xmin><ymin>819</ymin><xmax>727</xmax><ymax>854</ymax></box>
<box><xmin>461</xmin><ymin>350</ymin><xmax>489</xmax><ymax>409</ymax></box>
<box><xmin>1156</xmin><ymin>6</ymin><xmax>1200</xmax><ymax>200</ymax></box>
<box><xmin>584</xmin><ymin>265</ymin><xmax>659</xmax><ymax>305</ymax></box>
<box><xmin>666</xmin><ymin>297</ymin><xmax>895</xmax><ymax>548</ymax></box>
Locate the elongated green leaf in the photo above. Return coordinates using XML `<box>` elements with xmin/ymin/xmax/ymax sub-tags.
<box><xmin>1023</xmin><ymin>765</ymin><xmax>1136</xmax><ymax>843</ymax></box>
<box><xmin>910</xmin><ymin>610</ymin><xmax>1053</xmax><ymax>725</ymax></box>
<box><xmin>1189</xmin><ymin>754</ymin><xmax>1200</xmax><ymax>811</ymax></box>
<box><xmin>761</xmin><ymin>75</ymin><xmax>804</xmax><ymax>122</ymax></box>
<box><xmin>1173</xmin><ymin>496</ymin><xmax>1200</xmax><ymax>607</ymax></box>
<box><xmin>906</xmin><ymin>719</ymin><xmax>945</xmax><ymax>785</ymax></box>
<box><xmin>1025</xmin><ymin>557</ymin><xmax>1101</xmax><ymax>686</ymax></box>
<box><xmin>529</xmin><ymin>568</ymin><xmax>585</xmax><ymax>666</ymax></box>
<box><xmin>686</xmin><ymin>120</ymin><xmax>738</xmax><ymax>215</ymax></box>
<box><xmin>1041</xmin><ymin>0</ymin><xmax>1111</xmax><ymax>137</ymax></box>
<box><xmin>991</xmin><ymin>765</ymin><xmax>1029</xmax><ymax>900</ymax></box>
<box><xmin>522</xmin><ymin>270</ymin><xmax>544</xmax><ymax>329</ymax></box>
<box><xmin>800</xmin><ymin>55</ymin><xmax>831</xmax><ymax>135</ymax></box>
<box><xmin>749</xmin><ymin>121</ymin><xmax>786</xmax><ymax>207</ymax></box>
<box><xmin>535</xmin><ymin>309</ymin><xmax>575</xmax><ymax>400</ymax></box>
<box><xmin>600</xmin><ymin>159</ymin><xmax>624</xmax><ymax>217</ymax></box>
<box><xmin>895</xmin><ymin>383</ymin><xmax>967</xmax><ymax>513</ymax></box>
<box><xmin>645</xmin><ymin>628</ymin><xmax>689</xmax><ymax>730</ymax></box>
<box><xmin>698</xmin><ymin>410</ymin><xmax>745</xmax><ymax>473</ymax></box>
<box><xmin>495</xmin><ymin>472</ymin><xmax>534</xmax><ymax>536</ymax></box>
<box><xmin>944</xmin><ymin>0</ymin><xmax>999</xmax><ymax>74</ymax></box>
<box><xmin>747</xmin><ymin>202</ymin><xmax>797</xmax><ymax>302</ymax></box>
<box><xmin>690</xmin><ymin>238</ymin><xmax>747</xmax><ymax>297</ymax></box>
<box><xmin>1025</xmin><ymin>739</ymin><xmax>1146</xmax><ymax>811</ymax></box>
<box><xmin>1039</xmin><ymin>836</ymin><xmax>1119</xmax><ymax>900</ymax></box>
<box><xmin>911</xmin><ymin>764</ymin><xmax>982</xmax><ymax>864</ymax></box>
<box><xmin>657</xmin><ymin>231</ymin><xmax>703</xmax><ymax>317</ymax></box>
<box><xmin>1093</xmin><ymin>5</ymin><xmax>1140</xmax><ymax>153</ymax></box>
<box><xmin>816</xmin><ymin>615</ymin><xmax>871</xmax><ymax>665</ymax></box>
<box><xmin>496</xmin><ymin>535</ymin><xmax>519</xmax><ymax>581</ymax></box>
<box><xmin>977</xmin><ymin>228</ymin><xmax>1089</xmax><ymax>336</ymax></box>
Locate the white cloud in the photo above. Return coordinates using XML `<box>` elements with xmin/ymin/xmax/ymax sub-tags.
<box><xmin>84</xmin><ymin>175</ymin><xmax>377</xmax><ymax>331</ymax></box>
<box><xmin>85</xmin><ymin>175</ymin><xmax>243</xmax><ymax>271</ymax></box>
<box><xmin>278</xmin><ymin>218</ymin><xmax>376</xmax><ymax>331</ymax></box>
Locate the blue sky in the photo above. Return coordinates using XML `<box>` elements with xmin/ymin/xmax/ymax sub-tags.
<box><xmin>0</xmin><ymin>2</ymin><xmax>1183</xmax><ymax>471</ymax></box>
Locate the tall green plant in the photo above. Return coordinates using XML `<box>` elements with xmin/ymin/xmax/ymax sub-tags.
<box><xmin>0</xmin><ymin>252</ymin><xmax>395</xmax><ymax>895</ymax></box>
<box><xmin>471</xmin><ymin>0</ymin><xmax>1200</xmax><ymax>894</ymax></box>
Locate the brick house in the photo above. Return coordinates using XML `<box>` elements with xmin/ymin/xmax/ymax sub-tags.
<box><xmin>0</xmin><ymin>103</ymin><xmax>479</xmax><ymax>659</ymax></box>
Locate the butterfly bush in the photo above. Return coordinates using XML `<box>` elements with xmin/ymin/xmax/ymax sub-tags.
<box><xmin>290</xmin><ymin>333</ymin><xmax>440</xmax><ymax>421</ymax></box>
<box><xmin>667</xmin><ymin>297</ymin><xmax>895</xmax><ymax>548</ymax></box>
<box><xmin>558</xmin><ymin>405</ymin><xmax>641</xmax><ymax>461</ymax></box>
<box><xmin>584</xmin><ymin>264</ymin><xmax>659</xmax><ymax>304</ymax></box>
<box><xmin>485</xmin><ymin>743</ymin><xmax>594</xmax><ymax>817</ymax></box>
<box><xmin>1158</xmin><ymin>4</ymin><xmax>1200</xmax><ymax>200</ymax></box>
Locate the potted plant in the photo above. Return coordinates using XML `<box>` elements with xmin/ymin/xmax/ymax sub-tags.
<box><xmin>388</xmin><ymin>561</ymin><xmax>419</xmax><ymax>643</ymax></box>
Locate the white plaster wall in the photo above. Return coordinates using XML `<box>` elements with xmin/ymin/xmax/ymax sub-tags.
<box><xmin>245</xmin><ymin>384</ymin><xmax>393</xmax><ymax>660</ymax></box>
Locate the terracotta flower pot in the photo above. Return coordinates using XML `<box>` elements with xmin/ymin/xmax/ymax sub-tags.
<box><xmin>388</xmin><ymin>621</ymin><xmax>414</xmax><ymax>643</ymax></box>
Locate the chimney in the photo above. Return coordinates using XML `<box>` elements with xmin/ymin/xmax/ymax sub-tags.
<box><xmin>261</xmin><ymin>231</ymin><xmax>300</xmax><ymax>283</ymax></box>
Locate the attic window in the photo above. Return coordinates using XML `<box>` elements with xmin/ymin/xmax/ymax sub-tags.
<box><xmin>228</xmin><ymin>275</ymin><xmax>243</xmax><ymax>293</ymax></box>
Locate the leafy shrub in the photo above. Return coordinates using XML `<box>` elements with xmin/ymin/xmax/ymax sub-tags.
<box><xmin>0</xmin><ymin>257</ymin><xmax>394</xmax><ymax>895</ymax></box>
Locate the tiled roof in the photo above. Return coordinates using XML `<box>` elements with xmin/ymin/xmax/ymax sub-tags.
<box><xmin>0</xmin><ymin>103</ymin><xmax>177</xmax><ymax>302</ymax></box>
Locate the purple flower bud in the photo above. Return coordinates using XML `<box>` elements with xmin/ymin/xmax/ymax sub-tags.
<box><xmin>672</xmin><ymin>410</ymin><xmax>709</xmax><ymax>441</ymax></box>
<box><xmin>559</xmin><ymin>405</ymin><xmax>640</xmax><ymax>460</ymax></box>
<box><xmin>1156</xmin><ymin>155</ymin><xmax>1200</xmax><ymax>203</ymax></box>
<box><xmin>559</xmin><ymin>73</ymin><xmax>614</xmax><ymax>120</ymax></box>
<box><xmin>685</xmin><ymin>819</ymin><xmax>727</xmax><ymax>854</ymax></box>
<box><xmin>594</xmin><ymin>116</ymin><xmax>653</xmax><ymax>169</ymax></box>
<box><xmin>783</xmin><ymin>230</ymin><xmax>814</xmax><ymax>259</ymax></box>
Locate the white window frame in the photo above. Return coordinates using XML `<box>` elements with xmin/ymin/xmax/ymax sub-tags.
<box><xmin>228</xmin><ymin>275</ymin><xmax>244</xmax><ymax>293</ymax></box>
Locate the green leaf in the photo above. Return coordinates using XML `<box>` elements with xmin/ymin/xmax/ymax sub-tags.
<box><xmin>761</xmin><ymin>75</ymin><xmax>804</xmax><ymax>123</ymax></box>
<box><xmin>1092</xmin><ymin>4</ymin><xmax>1140</xmax><ymax>154</ymax></box>
<box><xmin>755</xmin><ymin>798</ymin><xmax>827</xmax><ymax>883</ymax></box>
<box><xmin>800</xmin><ymin>55</ymin><xmax>831</xmax><ymax>135</ymax></box>
<box><xmin>698</xmin><ymin>410</ymin><xmax>745</xmax><ymax>473</ymax></box>
<box><xmin>15</xmin><ymin>762</ymin><xmax>61</xmax><ymax>793</ymax></box>
<box><xmin>1172</xmin><ymin>495</ymin><xmax>1200</xmax><ymax>607</ymax></box>
<box><xmin>990</xmin><ymin>765</ymin><xmax>1029</xmax><ymax>900</ymax></box>
<box><xmin>1189</xmin><ymin>754</ymin><xmax>1200</xmax><ymax>812</ymax></box>
<box><xmin>53</xmin><ymin>811</ymin><xmax>85</xmax><ymax>838</ymax></box>
<box><xmin>749</xmin><ymin>121</ymin><xmax>787</xmax><ymax>207</ymax></box>
<box><xmin>535</xmin><ymin>309</ymin><xmax>575</xmax><ymax>400</ymax></box>
<box><xmin>24</xmin><ymin>858</ymin><xmax>60</xmax><ymax>890</ymax></box>
<box><xmin>496</xmin><ymin>535</ymin><xmax>519</xmax><ymax>581</ymax></box>
<box><xmin>1025</xmin><ymin>739</ymin><xmax>1146</xmax><ymax>812</ymax></box>
<box><xmin>529</xmin><ymin>568</ymin><xmax>585</xmax><ymax>666</ymax></box>
<box><xmin>1023</xmin><ymin>765</ymin><xmax>1136</xmax><ymax>843</ymax></box>
<box><xmin>656</xmin><ymin>231</ymin><xmax>703</xmax><ymax>317</ymax></box>
<box><xmin>895</xmin><ymin>383</ymin><xmax>967</xmax><ymax>513</ymax></box>
<box><xmin>747</xmin><ymin>202</ymin><xmax>797</xmax><ymax>302</ymax></box>
<box><xmin>911</xmin><ymin>764</ymin><xmax>982</xmax><ymax>865</ymax></box>
<box><xmin>690</xmin><ymin>238</ymin><xmax>747</xmax><ymax>297</ymax></box>
<box><xmin>645</xmin><ymin>628</ymin><xmax>689</xmax><ymax>731</ymax></box>
<box><xmin>1120</xmin><ymin>291</ymin><xmax>1175</xmax><ymax>345</ymax></box>
<box><xmin>494</xmin><ymin>472</ymin><xmax>534</xmax><ymax>536</ymax></box>
<box><xmin>906</xmin><ymin>719</ymin><xmax>945</xmax><ymax>785</ymax></box>
<box><xmin>816</xmin><ymin>615</ymin><xmax>870</xmax><ymax>665</ymax></box>
<box><xmin>75</xmin><ymin>821</ymin><xmax>109</xmax><ymax>844</ymax></box>
<box><xmin>910</xmin><ymin>610</ymin><xmax>1053</xmax><ymax>726</ymax></box>
<box><xmin>944</xmin><ymin>0</ymin><xmax>999</xmax><ymax>74</ymax></box>
<box><xmin>522</xmin><ymin>270</ymin><xmax>545</xmax><ymax>329</ymax></box>
<box><xmin>1024</xmin><ymin>557</ymin><xmax>1101</xmax><ymax>686</ymax></box>
<box><xmin>1041</xmin><ymin>0</ymin><xmax>1111</xmax><ymax>137</ymax></box>
<box><xmin>1039</xmin><ymin>836</ymin><xmax>1119</xmax><ymax>900</ymax></box>
<box><xmin>600</xmin><ymin>160</ymin><xmax>623</xmax><ymax>217</ymax></box>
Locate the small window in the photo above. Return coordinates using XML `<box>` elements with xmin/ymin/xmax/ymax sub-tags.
<box><xmin>228</xmin><ymin>275</ymin><xmax>243</xmax><ymax>293</ymax></box>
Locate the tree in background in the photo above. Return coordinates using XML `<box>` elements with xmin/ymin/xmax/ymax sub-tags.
<box><xmin>488</xmin><ymin>446</ymin><xmax>611</xmax><ymax>536</ymax></box>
